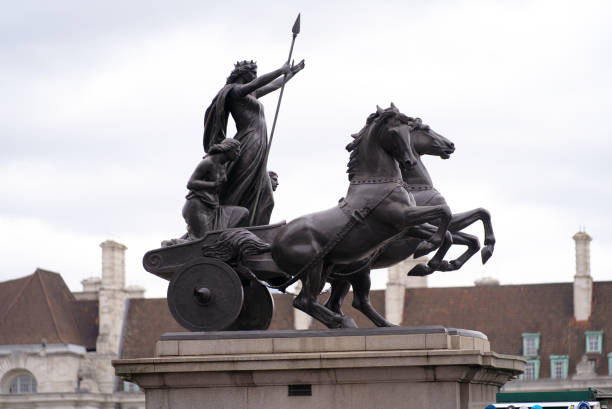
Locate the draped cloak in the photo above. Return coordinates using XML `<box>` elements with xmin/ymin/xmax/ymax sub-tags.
<box><xmin>203</xmin><ymin>84</ymin><xmax>274</xmax><ymax>226</ymax></box>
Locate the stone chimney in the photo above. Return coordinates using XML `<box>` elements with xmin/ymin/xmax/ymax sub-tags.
<box><xmin>573</xmin><ymin>230</ymin><xmax>592</xmax><ymax>322</ymax></box>
<box><xmin>100</xmin><ymin>240</ymin><xmax>127</xmax><ymax>289</ymax></box>
<box><xmin>73</xmin><ymin>277</ymin><xmax>102</xmax><ymax>300</ymax></box>
<box><xmin>385</xmin><ymin>257</ymin><xmax>428</xmax><ymax>325</ymax></box>
<box><xmin>97</xmin><ymin>240</ymin><xmax>129</xmax><ymax>356</ymax></box>
<box><xmin>474</xmin><ymin>277</ymin><xmax>500</xmax><ymax>287</ymax></box>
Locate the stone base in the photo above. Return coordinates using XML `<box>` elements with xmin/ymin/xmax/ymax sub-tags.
<box><xmin>113</xmin><ymin>326</ymin><xmax>525</xmax><ymax>409</ymax></box>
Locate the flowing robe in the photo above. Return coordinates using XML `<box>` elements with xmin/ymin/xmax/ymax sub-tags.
<box><xmin>203</xmin><ymin>85</ymin><xmax>274</xmax><ymax>226</ymax></box>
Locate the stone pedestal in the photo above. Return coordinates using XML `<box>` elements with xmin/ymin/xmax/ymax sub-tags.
<box><xmin>113</xmin><ymin>326</ymin><xmax>524</xmax><ymax>409</ymax></box>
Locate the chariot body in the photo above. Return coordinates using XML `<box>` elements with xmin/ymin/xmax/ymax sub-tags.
<box><xmin>144</xmin><ymin>222</ymin><xmax>288</xmax><ymax>331</ymax></box>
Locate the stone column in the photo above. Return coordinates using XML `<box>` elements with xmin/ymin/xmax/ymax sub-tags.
<box><xmin>385</xmin><ymin>257</ymin><xmax>428</xmax><ymax>325</ymax></box>
<box><xmin>573</xmin><ymin>231</ymin><xmax>592</xmax><ymax>322</ymax></box>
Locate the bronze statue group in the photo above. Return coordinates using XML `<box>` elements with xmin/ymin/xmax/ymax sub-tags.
<box><xmin>166</xmin><ymin>55</ymin><xmax>496</xmax><ymax>328</ymax></box>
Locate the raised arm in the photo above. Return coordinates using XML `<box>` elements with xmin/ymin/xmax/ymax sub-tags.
<box><xmin>255</xmin><ymin>59</ymin><xmax>305</xmax><ymax>98</ymax></box>
<box><xmin>233</xmin><ymin>63</ymin><xmax>291</xmax><ymax>98</ymax></box>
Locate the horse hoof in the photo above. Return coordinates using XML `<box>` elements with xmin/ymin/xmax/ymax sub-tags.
<box><xmin>437</xmin><ymin>260</ymin><xmax>452</xmax><ymax>272</ymax></box>
<box><xmin>341</xmin><ymin>316</ymin><xmax>358</xmax><ymax>328</ymax></box>
<box><xmin>481</xmin><ymin>245</ymin><xmax>494</xmax><ymax>264</ymax></box>
<box><xmin>407</xmin><ymin>263</ymin><xmax>432</xmax><ymax>276</ymax></box>
<box><xmin>413</xmin><ymin>241</ymin><xmax>435</xmax><ymax>258</ymax></box>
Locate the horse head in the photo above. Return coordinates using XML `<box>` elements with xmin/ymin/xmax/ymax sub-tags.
<box><xmin>409</xmin><ymin>118</ymin><xmax>455</xmax><ymax>159</ymax></box>
<box><xmin>346</xmin><ymin>104</ymin><xmax>420</xmax><ymax>181</ymax></box>
<box><xmin>374</xmin><ymin>103</ymin><xmax>419</xmax><ymax>170</ymax></box>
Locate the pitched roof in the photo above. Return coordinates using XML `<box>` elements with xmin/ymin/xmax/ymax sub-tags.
<box><xmin>120</xmin><ymin>298</ymin><xmax>183</xmax><ymax>359</ymax></box>
<box><xmin>0</xmin><ymin>269</ymin><xmax>96</xmax><ymax>348</ymax></box>
<box><xmin>306</xmin><ymin>282</ymin><xmax>612</xmax><ymax>377</ymax></box>
<box><xmin>392</xmin><ymin>282</ymin><xmax>612</xmax><ymax>377</ymax></box>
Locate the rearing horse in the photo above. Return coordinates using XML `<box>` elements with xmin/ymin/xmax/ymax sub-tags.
<box><xmin>325</xmin><ymin>115</ymin><xmax>496</xmax><ymax>327</ymax></box>
<box><xmin>271</xmin><ymin>105</ymin><xmax>453</xmax><ymax>328</ymax></box>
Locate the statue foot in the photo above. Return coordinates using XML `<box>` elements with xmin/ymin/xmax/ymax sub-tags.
<box><xmin>481</xmin><ymin>245</ymin><xmax>494</xmax><ymax>264</ymax></box>
<box><xmin>413</xmin><ymin>241</ymin><xmax>436</xmax><ymax>258</ymax></box>
<box><xmin>407</xmin><ymin>263</ymin><xmax>433</xmax><ymax>276</ymax></box>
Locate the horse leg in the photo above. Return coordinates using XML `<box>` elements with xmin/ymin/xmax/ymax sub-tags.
<box><xmin>401</xmin><ymin>204</ymin><xmax>452</xmax><ymax>258</ymax></box>
<box><xmin>325</xmin><ymin>278</ymin><xmax>350</xmax><ymax>316</ymax></box>
<box><xmin>293</xmin><ymin>262</ymin><xmax>357</xmax><ymax>329</ymax></box>
<box><xmin>446</xmin><ymin>208</ymin><xmax>495</xmax><ymax>264</ymax></box>
<box><xmin>406</xmin><ymin>229</ymin><xmax>453</xmax><ymax>276</ymax></box>
<box><xmin>350</xmin><ymin>267</ymin><xmax>396</xmax><ymax>327</ymax></box>
<box><xmin>441</xmin><ymin>231</ymin><xmax>480</xmax><ymax>271</ymax></box>
<box><xmin>412</xmin><ymin>223</ymin><xmax>481</xmax><ymax>272</ymax></box>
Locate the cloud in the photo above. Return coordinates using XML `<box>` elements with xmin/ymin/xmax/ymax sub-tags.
<box><xmin>2</xmin><ymin>0</ymin><xmax>612</xmax><ymax>296</ymax></box>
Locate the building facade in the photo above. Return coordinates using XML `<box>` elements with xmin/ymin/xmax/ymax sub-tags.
<box><xmin>0</xmin><ymin>241</ymin><xmax>145</xmax><ymax>409</ymax></box>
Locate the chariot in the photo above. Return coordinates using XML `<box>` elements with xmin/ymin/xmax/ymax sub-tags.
<box><xmin>143</xmin><ymin>222</ymin><xmax>289</xmax><ymax>331</ymax></box>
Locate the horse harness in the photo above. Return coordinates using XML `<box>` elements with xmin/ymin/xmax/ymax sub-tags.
<box><xmin>273</xmin><ymin>178</ymin><xmax>410</xmax><ymax>292</ymax></box>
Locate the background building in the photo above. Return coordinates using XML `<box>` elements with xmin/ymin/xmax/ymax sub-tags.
<box><xmin>0</xmin><ymin>241</ymin><xmax>145</xmax><ymax>408</ymax></box>
<box><xmin>1</xmin><ymin>232</ymin><xmax>611</xmax><ymax>407</ymax></box>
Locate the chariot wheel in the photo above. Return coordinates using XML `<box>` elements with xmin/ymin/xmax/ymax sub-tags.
<box><xmin>167</xmin><ymin>258</ymin><xmax>244</xmax><ymax>331</ymax></box>
<box><xmin>227</xmin><ymin>280</ymin><xmax>274</xmax><ymax>331</ymax></box>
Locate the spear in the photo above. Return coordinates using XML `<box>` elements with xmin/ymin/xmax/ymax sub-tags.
<box><xmin>249</xmin><ymin>13</ymin><xmax>301</xmax><ymax>225</ymax></box>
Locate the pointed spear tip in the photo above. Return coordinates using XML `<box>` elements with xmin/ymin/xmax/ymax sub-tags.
<box><xmin>292</xmin><ymin>13</ymin><xmax>301</xmax><ymax>35</ymax></box>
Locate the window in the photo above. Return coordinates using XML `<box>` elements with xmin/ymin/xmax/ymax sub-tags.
<box><xmin>585</xmin><ymin>331</ymin><xmax>603</xmax><ymax>353</ymax></box>
<box><xmin>8</xmin><ymin>373</ymin><xmax>37</xmax><ymax>394</ymax></box>
<box><xmin>608</xmin><ymin>353</ymin><xmax>612</xmax><ymax>376</ymax></box>
<box><xmin>521</xmin><ymin>359</ymin><xmax>539</xmax><ymax>381</ymax></box>
<box><xmin>123</xmin><ymin>381</ymin><xmax>139</xmax><ymax>392</ymax></box>
<box><xmin>550</xmin><ymin>355</ymin><xmax>569</xmax><ymax>379</ymax></box>
<box><xmin>522</xmin><ymin>333</ymin><xmax>540</xmax><ymax>357</ymax></box>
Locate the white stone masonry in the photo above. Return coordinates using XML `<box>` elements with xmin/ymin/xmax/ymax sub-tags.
<box><xmin>573</xmin><ymin>231</ymin><xmax>593</xmax><ymax>321</ymax></box>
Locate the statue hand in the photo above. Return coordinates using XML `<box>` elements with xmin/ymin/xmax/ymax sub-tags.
<box><xmin>291</xmin><ymin>59</ymin><xmax>305</xmax><ymax>74</ymax></box>
<box><xmin>281</xmin><ymin>62</ymin><xmax>291</xmax><ymax>75</ymax></box>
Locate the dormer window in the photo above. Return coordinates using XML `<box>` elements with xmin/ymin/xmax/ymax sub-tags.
<box><xmin>585</xmin><ymin>330</ymin><xmax>602</xmax><ymax>353</ymax></box>
<box><xmin>522</xmin><ymin>333</ymin><xmax>540</xmax><ymax>357</ymax></box>
<box><xmin>521</xmin><ymin>359</ymin><xmax>540</xmax><ymax>381</ymax></box>
<box><xmin>550</xmin><ymin>355</ymin><xmax>569</xmax><ymax>379</ymax></box>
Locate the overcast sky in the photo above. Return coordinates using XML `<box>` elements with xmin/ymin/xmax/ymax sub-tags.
<box><xmin>1</xmin><ymin>0</ymin><xmax>611</xmax><ymax>298</ymax></box>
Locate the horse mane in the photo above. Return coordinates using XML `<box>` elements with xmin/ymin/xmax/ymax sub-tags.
<box><xmin>346</xmin><ymin>106</ymin><xmax>425</xmax><ymax>181</ymax></box>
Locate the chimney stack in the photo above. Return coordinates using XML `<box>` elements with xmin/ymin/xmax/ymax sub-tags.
<box><xmin>100</xmin><ymin>240</ymin><xmax>127</xmax><ymax>290</ymax></box>
<box><xmin>97</xmin><ymin>240</ymin><xmax>128</xmax><ymax>359</ymax></box>
<box><xmin>573</xmin><ymin>230</ymin><xmax>592</xmax><ymax>321</ymax></box>
<box><xmin>385</xmin><ymin>257</ymin><xmax>428</xmax><ymax>325</ymax></box>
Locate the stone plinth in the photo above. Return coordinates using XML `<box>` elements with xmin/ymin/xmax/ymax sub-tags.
<box><xmin>113</xmin><ymin>326</ymin><xmax>524</xmax><ymax>409</ymax></box>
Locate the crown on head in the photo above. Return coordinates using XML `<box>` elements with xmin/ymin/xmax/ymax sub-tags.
<box><xmin>234</xmin><ymin>60</ymin><xmax>257</xmax><ymax>69</ymax></box>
